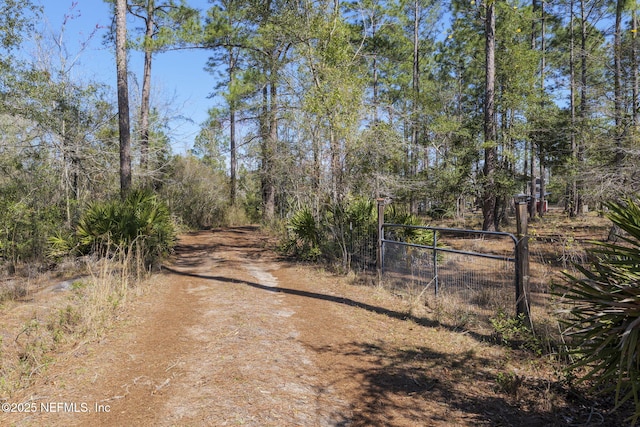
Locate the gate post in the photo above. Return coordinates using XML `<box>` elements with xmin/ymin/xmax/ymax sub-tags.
<box><xmin>515</xmin><ymin>201</ymin><xmax>531</xmax><ymax>320</ymax></box>
<box><xmin>433</xmin><ymin>230</ymin><xmax>439</xmax><ymax>296</ymax></box>
<box><xmin>376</xmin><ymin>198</ymin><xmax>385</xmax><ymax>281</ymax></box>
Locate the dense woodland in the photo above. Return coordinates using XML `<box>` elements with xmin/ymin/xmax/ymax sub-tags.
<box><xmin>1</xmin><ymin>0</ymin><xmax>639</xmax><ymax>262</ymax></box>
<box><xmin>4</xmin><ymin>0</ymin><xmax>640</xmax><ymax>421</ymax></box>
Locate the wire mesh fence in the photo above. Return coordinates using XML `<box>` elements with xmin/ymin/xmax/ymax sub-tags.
<box><xmin>346</xmin><ymin>223</ymin><xmax>377</xmax><ymax>272</ymax></box>
<box><xmin>337</xmin><ymin>213</ymin><xmax>527</xmax><ymax>323</ymax></box>
<box><xmin>381</xmin><ymin>226</ymin><xmax>519</xmax><ymax>317</ymax></box>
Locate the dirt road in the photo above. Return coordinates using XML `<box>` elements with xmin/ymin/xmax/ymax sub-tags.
<box><xmin>2</xmin><ymin>227</ymin><xmax>601</xmax><ymax>426</ymax></box>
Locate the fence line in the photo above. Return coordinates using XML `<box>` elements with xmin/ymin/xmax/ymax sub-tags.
<box><xmin>346</xmin><ymin>223</ymin><xmax>377</xmax><ymax>272</ymax></box>
<box><xmin>338</xmin><ymin>201</ymin><xmax>531</xmax><ymax>320</ymax></box>
<box><xmin>380</xmin><ymin>224</ymin><xmax>522</xmax><ymax>315</ymax></box>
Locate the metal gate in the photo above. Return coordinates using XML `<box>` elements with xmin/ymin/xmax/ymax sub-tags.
<box><xmin>380</xmin><ymin>224</ymin><xmax>523</xmax><ymax>316</ymax></box>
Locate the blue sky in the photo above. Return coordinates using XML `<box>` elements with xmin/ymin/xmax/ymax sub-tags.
<box><xmin>35</xmin><ymin>0</ymin><xmax>218</xmax><ymax>154</ymax></box>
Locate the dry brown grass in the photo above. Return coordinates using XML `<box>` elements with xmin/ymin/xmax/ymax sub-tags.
<box><xmin>426</xmin><ymin>207</ymin><xmax>611</xmax><ymax>323</ymax></box>
<box><xmin>0</xmin><ymin>249</ymin><xmax>151</xmax><ymax>397</ymax></box>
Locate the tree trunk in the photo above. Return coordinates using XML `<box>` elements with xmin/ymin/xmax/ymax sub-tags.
<box><xmin>568</xmin><ymin>0</ymin><xmax>578</xmax><ymax>217</ymax></box>
<box><xmin>229</xmin><ymin>47</ymin><xmax>237</xmax><ymax>206</ymax></box>
<box><xmin>633</xmin><ymin>10</ymin><xmax>639</xmax><ymax>130</ymax></box>
<box><xmin>260</xmin><ymin>87</ymin><xmax>272</xmax><ymax>222</ymax></box>
<box><xmin>312</xmin><ymin>123</ymin><xmax>321</xmax><ymax>215</ymax></box>
<box><xmin>372</xmin><ymin>55</ymin><xmax>378</xmax><ymax>124</ymax></box>
<box><xmin>482</xmin><ymin>0</ymin><xmax>497</xmax><ymax>231</ymax></box>
<box><xmin>260</xmin><ymin>77</ymin><xmax>277</xmax><ymax>223</ymax></box>
<box><xmin>267</xmin><ymin>81</ymin><xmax>278</xmax><ymax>219</ymax></box>
<box><xmin>410</xmin><ymin>0</ymin><xmax>420</xmax><ymax>215</ymax></box>
<box><xmin>614</xmin><ymin>0</ymin><xmax>624</xmax><ymax>165</ymax></box>
<box><xmin>538</xmin><ymin>160</ymin><xmax>545</xmax><ymax>215</ymax></box>
<box><xmin>529</xmin><ymin>0</ymin><xmax>537</xmax><ymax>219</ymax></box>
<box><xmin>329</xmin><ymin>124</ymin><xmax>340</xmax><ymax>203</ymax></box>
<box><xmin>139</xmin><ymin>0</ymin><xmax>155</xmax><ymax>177</ymax></box>
<box><xmin>577</xmin><ymin>0</ymin><xmax>587</xmax><ymax>215</ymax></box>
<box><xmin>538</xmin><ymin>0</ymin><xmax>546</xmax><ymax>217</ymax></box>
<box><xmin>116</xmin><ymin>0</ymin><xmax>132</xmax><ymax>197</ymax></box>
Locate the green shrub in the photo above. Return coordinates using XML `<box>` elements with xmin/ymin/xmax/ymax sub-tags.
<box><xmin>384</xmin><ymin>204</ymin><xmax>436</xmax><ymax>246</ymax></box>
<box><xmin>556</xmin><ymin>198</ymin><xmax>640</xmax><ymax>423</ymax></box>
<box><xmin>284</xmin><ymin>199</ymin><xmax>440</xmax><ymax>269</ymax></box>
<box><xmin>427</xmin><ymin>205</ymin><xmax>452</xmax><ymax>220</ymax></box>
<box><xmin>283</xmin><ymin>198</ymin><xmax>377</xmax><ymax>266</ymax></box>
<box><xmin>51</xmin><ymin>189</ymin><xmax>175</xmax><ymax>267</ymax></box>
<box><xmin>0</xmin><ymin>197</ymin><xmax>64</xmax><ymax>264</ymax></box>
<box><xmin>345</xmin><ymin>198</ymin><xmax>377</xmax><ymax>232</ymax></box>
<box><xmin>490</xmin><ymin>310</ymin><xmax>542</xmax><ymax>355</ymax></box>
<box><xmin>326</xmin><ymin>198</ymin><xmax>377</xmax><ymax>269</ymax></box>
<box><xmin>286</xmin><ymin>207</ymin><xmax>322</xmax><ymax>260</ymax></box>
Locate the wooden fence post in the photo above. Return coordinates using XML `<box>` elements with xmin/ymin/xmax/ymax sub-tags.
<box><xmin>515</xmin><ymin>201</ymin><xmax>531</xmax><ymax>320</ymax></box>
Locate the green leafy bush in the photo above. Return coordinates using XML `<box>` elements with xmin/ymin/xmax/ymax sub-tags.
<box><xmin>326</xmin><ymin>198</ymin><xmax>377</xmax><ymax>269</ymax></box>
<box><xmin>384</xmin><ymin>204</ymin><xmax>436</xmax><ymax>247</ymax></box>
<box><xmin>284</xmin><ymin>199</ymin><xmax>439</xmax><ymax>270</ymax></box>
<box><xmin>283</xmin><ymin>198</ymin><xmax>377</xmax><ymax>266</ymax></box>
<box><xmin>557</xmin><ymin>198</ymin><xmax>640</xmax><ymax>423</ymax></box>
<box><xmin>0</xmin><ymin>193</ymin><xmax>64</xmax><ymax>265</ymax></box>
<box><xmin>286</xmin><ymin>207</ymin><xmax>321</xmax><ymax>260</ymax></box>
<box><xmin>490</xmin><ymin>310</ymin><xmax>542</xmax><ymax>355</ymax></box>
<box><xmin>50</xmin><ymin>189</ymin><xmax>175</xmax><ymax>267</ymax></box>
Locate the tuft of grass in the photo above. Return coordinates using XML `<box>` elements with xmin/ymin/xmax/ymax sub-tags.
<box><xmin>0</xmin><ymin>281</ymin><xmax>30</xmax><ymax>305</ymax></box>
<box><xmin>46</xmin><ymin>305</ymin><xmax>81</xmax><ymax>344</ymax></box>
<box><xmin>495</xmin><ymin>371</ymin><xmax>523</xmax><ymax>396</ymax></box>
<box><xmin>422</xmin><ymin>292</ymin><xmax>478</xmax><ymax>330</ymax></box>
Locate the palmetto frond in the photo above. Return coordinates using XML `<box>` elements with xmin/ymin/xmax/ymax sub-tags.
<box><xmin>558</xmin><ymin>198</ymin><xmax>640</xmax><ymax>423</ymax></box>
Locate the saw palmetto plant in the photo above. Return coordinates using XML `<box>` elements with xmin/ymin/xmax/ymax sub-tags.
<box><xmin>557</xmin><ymin>198</ymin><xmax>640</xmax><ymax>423</ymax></box>
<box><xmin>49</xmin><ymin>189</ymin><xmax>175</xmax><ymax>268</ymax></box>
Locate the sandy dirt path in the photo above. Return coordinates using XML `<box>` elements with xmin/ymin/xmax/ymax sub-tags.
<box><xmin>7</xmin><ymin>227</ymin><xmax>354</xmax><ymax>426</ymax></box>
